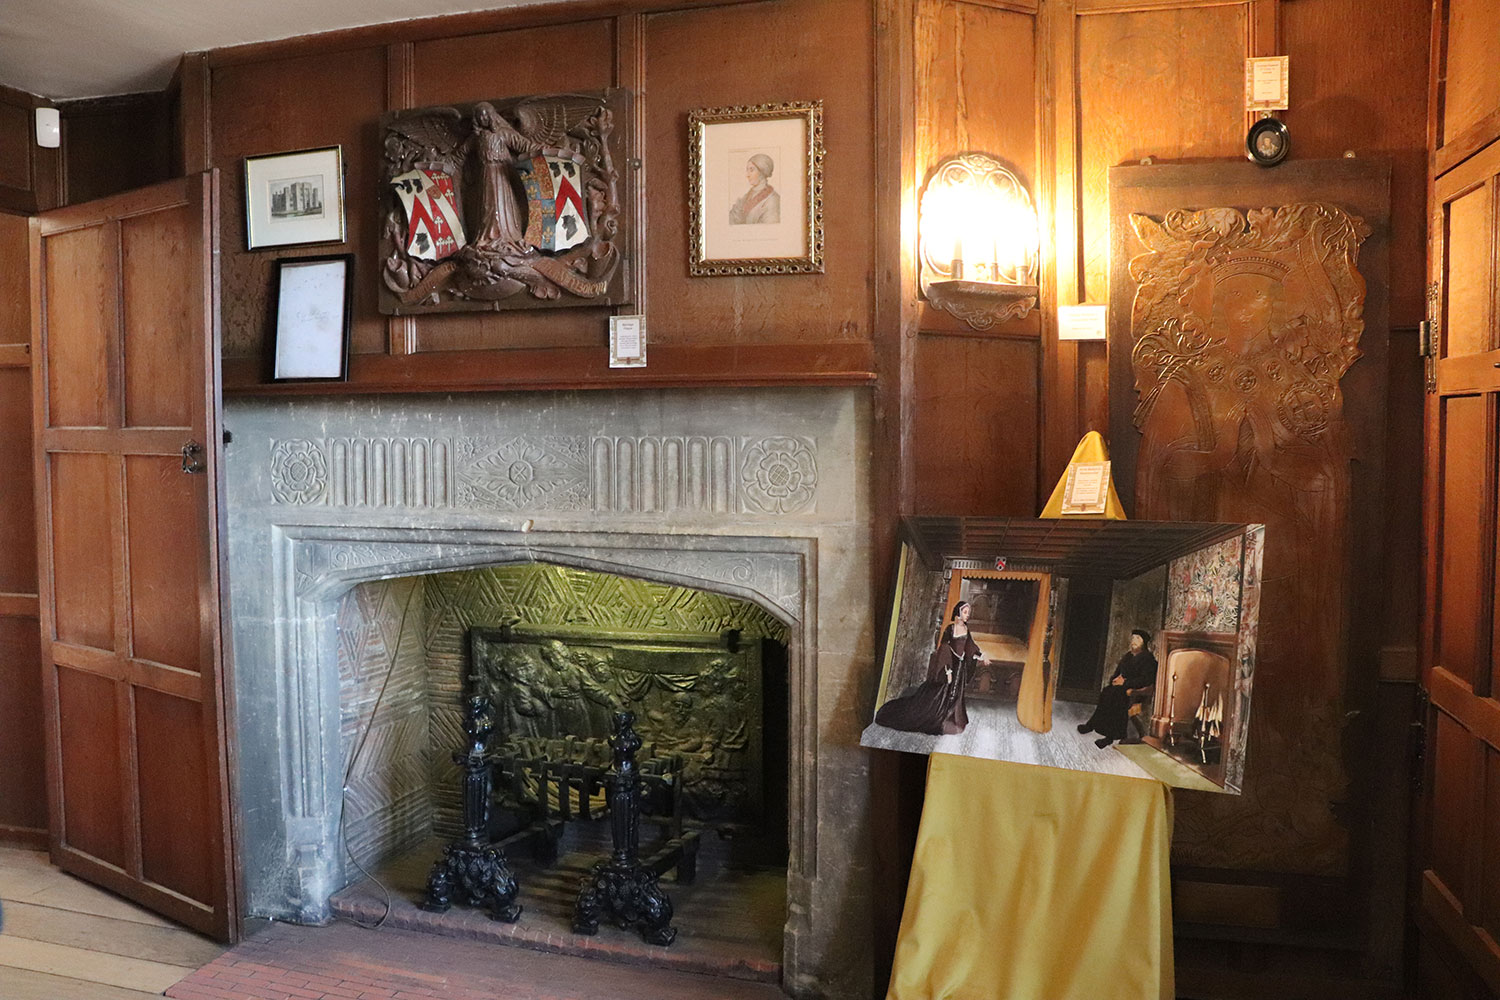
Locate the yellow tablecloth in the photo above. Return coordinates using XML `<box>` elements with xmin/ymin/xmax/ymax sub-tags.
<box><xmin>886</xmin><ymin>754</ymin><xmax>1174</xmax><ymax>1000</ymax></box>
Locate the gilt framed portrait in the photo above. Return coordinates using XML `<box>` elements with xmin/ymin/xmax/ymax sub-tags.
<box><xmin>688</xmin><ymin>101</ymin><xmax>824</xmax><ymax>276</ymax></box>
<box><xmin>243</xmin><ymin>145</ymin><xmax>346</xmax><ymax>250</ymax></box>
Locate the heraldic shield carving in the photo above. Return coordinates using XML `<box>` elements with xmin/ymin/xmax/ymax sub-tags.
<box><xmin>1126</xmin><ymin>203</ymin><xmax>1371</xmax><ymax>523</ymax></box>
<box><xmin>379</xmin><ymin>89</ymin><xmax>632</xmax><ymax>314</ymax></box>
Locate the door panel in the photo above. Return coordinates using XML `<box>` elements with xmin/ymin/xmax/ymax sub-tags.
<box><xmin>32</xmin><ymin>172</ymin><xmax>236</xmax><ymax>941</ymax></box>
<box><xmin>55</xmin><ymin>665</ymin><xmax>126</xmax><ymax>866</ymax></box>
<box><xmin>1441</xmin><ymin>0</ymin><xmax>1500</xmax><ymax>147</ymax></box>
<box><xmin>125</xmin><ymin>455</ymin><xmax>203</xmax><ymax>670</ymax></box>
<box><xmin>121</xmin><ymin>205</ymin><xmax>195</xmax><ymax>429</ymax></box>
<box><xmin>42</xmin><ymin>225</ymin><xmax>114</xmax><ymax>429</ymax></box>
<box><xmin>136</xmin><ymin>687</ymin><xmax>212</xmax><ymax>900</ymax></box>
<box><xmin>1483</xmin><ymin>746</ymin><xmax>1500</xmax><ymax>943</ymax></box>
<box><xmin>49</xmin><ymin>451</ymin><xmax>115</xmax><ymax>650</ymax></box>
<box><xmin>1443</xmin><ymin>185</ymin><xmax>1494</xmax><ymax>359</ymax></box>
<box><xmin>1438</xmin><ymin>395</ymin><xmax>1491</xmax><ymax>689</ymax></box>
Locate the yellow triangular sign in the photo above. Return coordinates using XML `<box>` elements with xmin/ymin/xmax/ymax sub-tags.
<box><xmin>1040</xmin><ymin>430</ymin><xmax>1127</xmax><ymax>520</ymax></box>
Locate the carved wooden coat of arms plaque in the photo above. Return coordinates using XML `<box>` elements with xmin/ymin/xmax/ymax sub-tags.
<box><xmin>379</xmin><ymin>89</ymin><xmax>632</xmax><ymax>315</ymax></box>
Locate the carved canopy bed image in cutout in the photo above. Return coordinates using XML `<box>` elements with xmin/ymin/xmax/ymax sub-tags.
<box><xmin>379</xmin><ymin>89</ymin><xmax>632</xmax><ymax>314</ymax></box>
<box><xmin>861</xmin><ymin>517</ymin><xmax>1264</xmax><ymax>792</ymax></box>
<box><xmin>1108</xmin><ymin>160</ymin><xmax>1389</xmax><ymax>876</ymax></box>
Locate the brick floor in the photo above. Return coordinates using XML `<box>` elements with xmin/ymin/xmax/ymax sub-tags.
<box><xmin>166</xmin><ymin>920</ymin><xmax>789</xmax><ymax>1000</ymax></box>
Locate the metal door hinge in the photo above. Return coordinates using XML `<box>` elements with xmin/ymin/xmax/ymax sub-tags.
<box><xmin>1410</xmin><ymin>684</ymin><xmax>1430</xmax><ymax>794</ymax></box>
<box><xmin>1423</xmin><ymin>282</ymin><xmax>1440</xmax><ymax>393</ymax></box>
<box><xmin>181</xmin><ymin>441</ymin><xmax>206</xmax><ymax>475</ymax></box>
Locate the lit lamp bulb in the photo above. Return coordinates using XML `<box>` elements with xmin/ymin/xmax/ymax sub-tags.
<box><xmin>918</xmin><ymin>152</ymin><xmax>1039</xmax><ymax>328</ymax></box>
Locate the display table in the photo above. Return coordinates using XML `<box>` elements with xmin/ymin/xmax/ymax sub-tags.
<box><xmin>884</xmin><ymin>751</ymin><xmax>1174</xmax><ymax>1000</ymax></box>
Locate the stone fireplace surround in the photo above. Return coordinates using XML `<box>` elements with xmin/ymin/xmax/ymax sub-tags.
<box><xmin>224</xmin><ymin>388</ymin><xmax>874</xmax><ymax>999</ymax></box>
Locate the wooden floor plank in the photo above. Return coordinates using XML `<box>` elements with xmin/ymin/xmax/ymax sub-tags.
<box><xmin>0</xmin><ymin>936</ymin><xmax>195</xmax><ymax>992</ymax></box>
<box><xmin>0</xmin><ymin>846</ymin><xmax>54</xmax><ymax>872</ymax></box>
<box><xmin>2</xmin><ymin>898</ymin><xmax>224</xmax><ymax>967</ymax></box>
<box><xmin>2</xmin><ymin>867</ymin><xmax>179</xmax><ymax>928</ymax></box>
<box><xmin>0</xmin><ymin>965</ymin><xmax>163</xmax><ymax>1000</ymax></box>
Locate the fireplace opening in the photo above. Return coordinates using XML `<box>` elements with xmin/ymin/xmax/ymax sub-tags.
<box><xmin>329</xmin><ymin>560</ymin><xmax>790</xmax><ymax>979</ymax></box>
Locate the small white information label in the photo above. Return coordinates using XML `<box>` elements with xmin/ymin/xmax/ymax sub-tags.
<box><xmin>1245</xmin><ymin>56</ymin><xmax>1290</xmax><ymax>111</ymax></box>
<box><xmin>609</xmin><ymin>315</ymin><xmax>647</xmax><ymax>368</ymax></box>
<box><xmin>1060</xmin><ymin>461</ymin><xmax>1111</xmax><ymax>515</ymax></box>
<box><xmin>1057</xmin><ymin>303</ymin><xmax>1108</xmax><ymax>341</ymax></box>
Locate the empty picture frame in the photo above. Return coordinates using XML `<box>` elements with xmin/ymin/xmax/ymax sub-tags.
<box><xmin>244</xmin><ymin>145</ymin><xmax>346</xmax><ymax>250</ymax></box>
<box><xmin>270</xmin><ymin>254</ymin><xmax>353</xmax><ymax>382</ymax></box>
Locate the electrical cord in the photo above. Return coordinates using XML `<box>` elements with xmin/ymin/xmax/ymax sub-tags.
<box><xmin>335</xmin><ymin>521</ymin><xmax>535</xmax><ymax>930</ymax></box>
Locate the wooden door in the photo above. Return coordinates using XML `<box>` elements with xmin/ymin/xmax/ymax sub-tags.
<box><xmin>1420</xmin><ymin>0</ymin><xmax>1500</xmax><ymax>994</ymax></box>
<box><xmin>30</xmin><ymin>172</ymin><xmax>238</xmax><ymax>941</ymax></box>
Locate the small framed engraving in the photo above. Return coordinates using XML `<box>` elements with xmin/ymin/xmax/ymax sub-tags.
<box><xmin>244</xmin><ymin>145</ymin><xmax>346</xmax><ymax>250</ymax></box>
<box><xmin>609</xmin><ymin>314</ymin><xmax>647</xmax><ymax>368</ymax></box>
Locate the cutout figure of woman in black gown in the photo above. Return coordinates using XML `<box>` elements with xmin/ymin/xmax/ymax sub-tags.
<box><xmin>875</xmin><ymin>601</ymin><xmax>991</xmax><ymax>735</ymax></box>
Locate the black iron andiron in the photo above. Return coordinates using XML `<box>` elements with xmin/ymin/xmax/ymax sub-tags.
<box><xmin>423</xmin><ymin>692</ymin><xmax>522</xmax><ymax>922</ymax></box>
<box><xmin>573</xmin><ymin>711</ymin><xmax>677</xmax><ymax>946</ymax></box>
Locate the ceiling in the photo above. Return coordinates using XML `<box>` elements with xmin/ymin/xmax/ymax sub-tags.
<box><xmin>1</xmin><ymin>0</ymin><xmax>548</xmax><ymax>100</ymax></box>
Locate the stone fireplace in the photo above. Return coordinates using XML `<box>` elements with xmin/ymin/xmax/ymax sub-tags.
<box><xmin>223</xmin><ymin>388</ymin><xmax>875</xmax><ymax>999</ymax></box>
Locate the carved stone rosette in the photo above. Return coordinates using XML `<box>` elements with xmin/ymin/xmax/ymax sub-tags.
<box><xmin>379</xmin><ymin>88</ymin><xmax>633</xmax><ymax>314</ymax></box>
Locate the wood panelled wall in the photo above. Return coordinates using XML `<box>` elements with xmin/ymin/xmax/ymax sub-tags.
<box><xmin>911</xmin><ymin>1</ymin><xmax>1040</xmax><ymax>516</ymax></box>
<box><xmin>185</xmin><ymin>0</ymin><xmax>878</xmax><ymax>394</ymax></box>
<box><xmin>909</xmin><ymin>0</ymin><xmax>1429</xmax><ymax>992</ymax></box>
<box><xmin>0</xmin><ymin>211</ymin><xmax>45</xmax><ymax>846</ymax></box>
<box><xmin>0</xmin><ymin>85</ymin><xmax>61</xmax><ymax>214</ymax></box>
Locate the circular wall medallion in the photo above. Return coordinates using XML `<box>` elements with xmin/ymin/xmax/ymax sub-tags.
<box><xmin>1246</xmin><ymin>116</ymin><xmax>1290</xmax><ymax>167</ymax></box>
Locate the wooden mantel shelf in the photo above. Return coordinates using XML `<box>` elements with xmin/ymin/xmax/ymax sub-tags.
<box><xmin>222</xmin><ymin>341</ymin><xmax>878</xmax><ymax>397</ymax></box>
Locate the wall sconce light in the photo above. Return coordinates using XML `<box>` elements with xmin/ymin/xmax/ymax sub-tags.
<box><xmin>918</xmin><ymin>153</ymin><xmax>1038</xmax><ymax>330</ymax></box>
<box><xmin>35</xmin><ymin>107</ymin><xmax>60</xmax><ymax>149</ymax></box>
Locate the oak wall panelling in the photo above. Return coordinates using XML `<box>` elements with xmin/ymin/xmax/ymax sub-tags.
<box><xmin>195</xmin><ymin>0</ymin><xmax>878</xmax><ymax>395</ymax></box>
<box><xmin>59</xmin><ymin>93</ymin><xmax>175</xmax><ymax>206</ymax></box>
<box><xmin>912</xmin><ymin>0</ymin><xmax>1041</xmax><ymax>516</ymax></box>
<box><xmin>0</xmin><ymin>211</ymin><xmax>45</xmax><ymax>846</ymax></box>
<box><xmin>1025</xmin><ymin>0</ymin><xmax>1430</xmax><ymax>992</ymax></box>
<box><xmin>869</xmin><ymin>0</ymin><xmax>921</xmax><ymax>988</ymax></box>
<box><xmin>0</xmin><ymin>84</ymin><xmax>61</xmax><ymax>214</ymax></box>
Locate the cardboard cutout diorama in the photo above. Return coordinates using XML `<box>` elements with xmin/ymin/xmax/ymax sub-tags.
<box><xmin>862</xmin><ymin>517</ymin><xmax>1265</xmax><ymax>793</ymax></box>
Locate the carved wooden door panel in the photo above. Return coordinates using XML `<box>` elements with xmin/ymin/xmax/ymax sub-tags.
<box><xmin>30</xmin><ymin>173</ymin><xmax>238</xmax><ymax>941</ymax></box>
<box><xmin>1107</xmin><ymin>159</ymin><xmax>1390</xmax><ymax>940</ymax></box>
<box><xmin>1419</xmin><ymin>0</ymin><xmax>1500</xmax><ymax>992</ymax></box>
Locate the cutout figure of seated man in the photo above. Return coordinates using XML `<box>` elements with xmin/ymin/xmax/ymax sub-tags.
<box><xmin>1077</xmin><ymin>628</ymin><xmax>1158</xmax><ymax>748</ymax></box>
